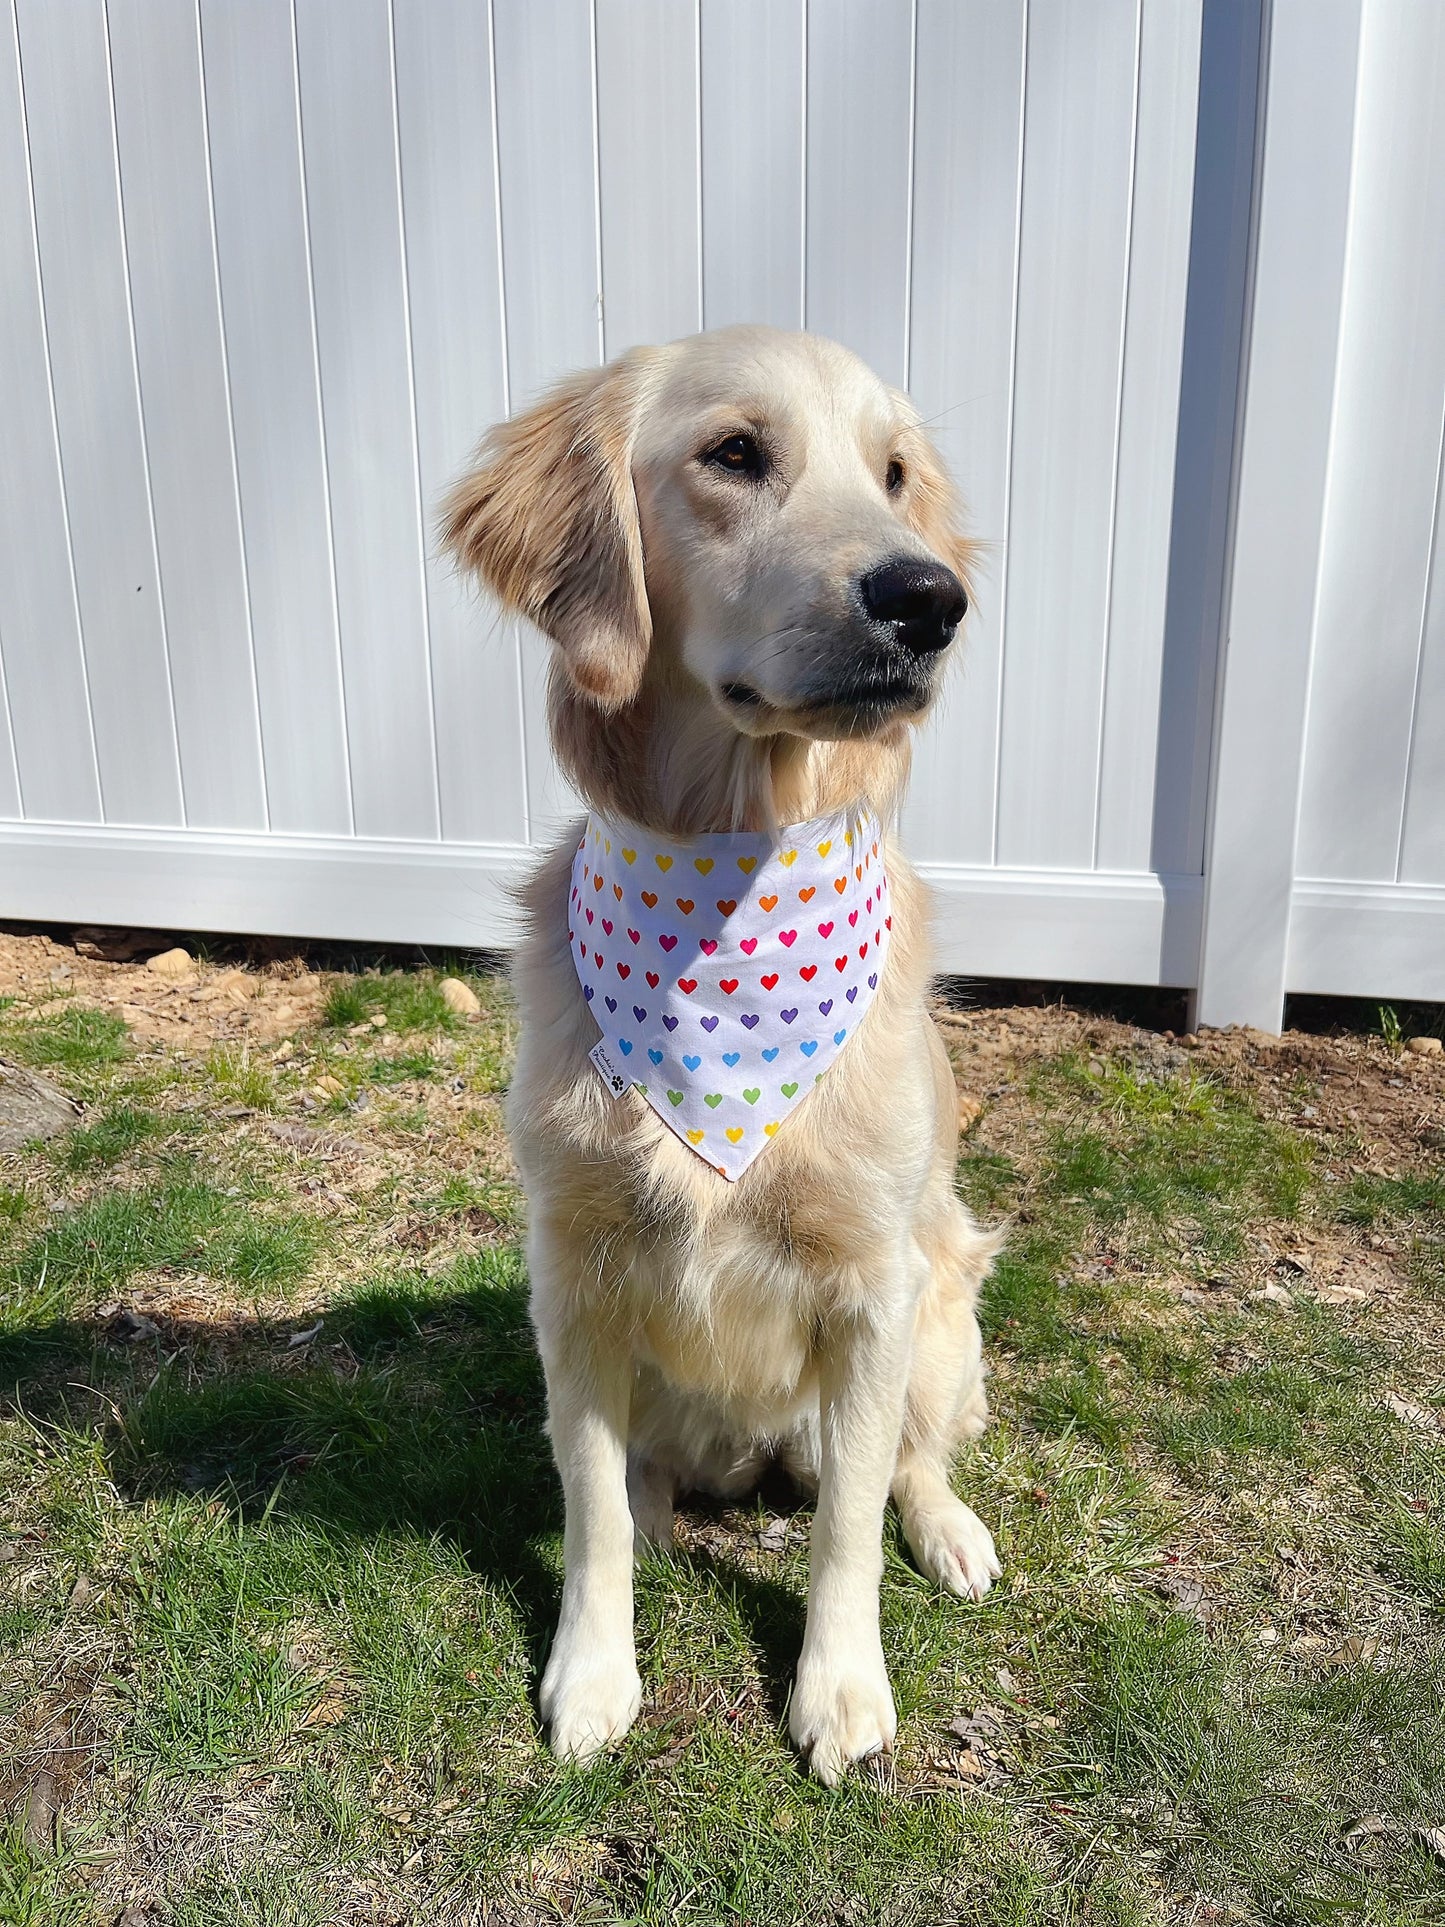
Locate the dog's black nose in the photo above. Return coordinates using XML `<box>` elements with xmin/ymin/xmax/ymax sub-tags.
<box><xmin>859</xmin><ymin>557</ymin><xmax>967</xmax><ymax>654</ymax></box>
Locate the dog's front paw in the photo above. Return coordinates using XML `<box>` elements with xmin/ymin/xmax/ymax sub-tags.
<box><xmin>789</xmin><ymin>1641</ymin><xmax>897</xmax><ymax>1786</ymax></box>
<box><xmin>540</xmin><ymin>1635</ymin><xmax>642</xmax><ymax>1765</ymax></box>
<box><xmin>903</xmin><ymin>1495</ymin><xmax>1001</xmax><ymax>1601</ymax></box>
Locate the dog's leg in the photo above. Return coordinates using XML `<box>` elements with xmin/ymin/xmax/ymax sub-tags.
<box><xmin>789</xmin><ymin>1248</ymin><xmax>915</xmax><ymax>1785</ymax></box>
<box><xmin>533</xmin><ymin>1239</ymin><xmax>642</xmax><ymax>1763</ymax></box>
<box><xmin>892</xmin><ymin>1205</ymin><xmax>1002</xmax><ymax>1601</ymax></box>
<box><xmin>626</xmin><ymin>1452</ymin><xmax>675</xmax><ymax>1553</ymax></box>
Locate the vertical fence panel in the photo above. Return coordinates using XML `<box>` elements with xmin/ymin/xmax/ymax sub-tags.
<box><xmin>393</xmin><ymin>0</ymin><xmax>525</xmax><ymax>849</ymax></box>
<box><xmin>596</xmin><ymin>0</ymin><xmax>699</xmax><ymax>356</ymax></box>
<box><xmin>1400</xmin><ymin>470</ymin><xmax>1445</xmax><ymax>885</ymax></box>
<box><xmin>903</xmin><ymin>0</ymin><xmax>1025</xmax><ymax>867</ymax></box>
<box><xmin>109</xmin><ymin>0</ymin><xmax>266</xmax><ymax>831</ymax></box>
<box><xmin>1093</xmin><ymin>0</ymin><xmax>1201</xmax><ymax>873</ymax></box>
<box><xmin>699</xmin><ymin>0</ymin><xmax>803</xmax><ymax>333</ymax></box>
<box><xmin>994</xmin><ymin>0</ymin><xmax>1139</xmax><ymax>870</ymax></box>
<box><xmin>804</xmin><ymin>0</ymin><xmax>913</xmax><ymax>388</ymax></box>
<box><xmin>1294</xmin><ymin>2</ymin><xmax>1445</xmax><ymax>885</ymax></box>
<box><xmin>14</xmin><ymin>0</ymin><xmax>183</xmax><ymax>827</ymax></box>
<box><xmin>200</xmin><ymin>0</ymin><xmax>351</xmax><ymax>837</ymax></box>
<box><xmin>294</xmin><ymin>0</ymin><xmax>438</xmax><ymax>841</ymax></box>
<box><xmin>0</xmin><ymin>1</ymin><xmax>100</xmax><ymax>824</ymax></box>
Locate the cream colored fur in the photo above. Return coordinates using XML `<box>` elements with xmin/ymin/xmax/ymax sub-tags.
<box><xmin>443</xmin><ymin>327</ymin><xmax>1001</xmax><ymax>1784</ymax></box>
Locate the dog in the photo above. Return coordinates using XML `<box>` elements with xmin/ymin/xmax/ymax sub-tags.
<box><xmin>442</xmin><ymin>326</ymin><xmax>1000</xmax><ymax>1785</ymax></box>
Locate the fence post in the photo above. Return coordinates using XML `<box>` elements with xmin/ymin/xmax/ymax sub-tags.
<box><xmin>1191</xmin><ymin>0</ymin><xmax>1362</xmax><ymax>1033</ymax></box>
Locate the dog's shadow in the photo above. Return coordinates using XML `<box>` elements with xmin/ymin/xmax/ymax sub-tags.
<box><xmin>1</xmin><ymin>1259</ymin><xmax>809</xmax><ymax>1733</ymax></box>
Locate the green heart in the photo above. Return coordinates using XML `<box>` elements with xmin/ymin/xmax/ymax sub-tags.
<box><xmin>667</xmin><ymin>1090</ymin><xmax>684</xmax><ymax>1106</ymax></box>
<box><xmin>704</xmin><ymin>1092</ymin><xmax>723</xmax><ymax>1109</ymax></box>
<box><xmin>781</xmin><ymin>1081</ymin><xmax>799</xmax><ymax>1098</ymax></box>
<box><xmin>742</xmin><ymin>1088</ymin><xmax>761</xmax><ymax>1104</ymax></box>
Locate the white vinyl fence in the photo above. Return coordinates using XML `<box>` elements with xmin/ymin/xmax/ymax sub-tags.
<box><xmin>0</xmin><ymin>0</ymin><xmax>1441</xmax><ymax>1031</ymax></box>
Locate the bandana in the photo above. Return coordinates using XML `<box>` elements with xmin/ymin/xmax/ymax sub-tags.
<box><xmin>568</xmin><ymin>805</ymin><xmax>891</xmax><ymax>1179</ymax></box>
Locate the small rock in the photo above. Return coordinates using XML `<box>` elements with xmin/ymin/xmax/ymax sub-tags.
<box><xmin>440</xmin><ymin>977</ymin><xmax>481</xmax><ymax>1018</ymax></box>
<box><xmin>145</xmin><ymin>946</ymin><xmax>194</xmax><ymax>979</ymax></box>
<box><xmin>272</xmin><ymin>1040</ymin><xmax>295</xmax><ymax>1063</ymax></box>
<box><xmin>0</xmin><ymin>1060</ymin><xmax>81</xmax><ymax>1152</ymax></box>
<box><xmin>368</xmin><ymin>1010</ymin><xmax>387</xmax><ymax>1029</ymax></box>
<box><xmin>312</xmin><ymin>1075</ymin><xmax>344</xmax><ymax>1099</ymax></box>
<box><xmin>956</xmin><ymin>1092</ymin><xmax>982</xmax><ymax>1132</ymax></box>
<box><xmin>1406</xmin><ymin>1035</ymin><xmax>1442</xmax><ymax>1057</ymax></box>
<box><xmin>1250</xmin><ymin>1282</ymin><xmax>1295</xmax><ymax>1308</ymax></box>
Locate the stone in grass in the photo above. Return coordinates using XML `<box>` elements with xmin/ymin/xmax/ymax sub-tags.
<box><xmin>439</xmin><ymin>977</ymin><xmax>481</xmax><ymax>1018</ymax></box>
<box><xmin>1406</xmin><ymin>1035</ymin><xmax>1442</xmax><ymax>1057</ymax></box>
<box><xmin>145</xmin><ymin>945</ymin><xmax>195</xmax><ymax>979</ymax></box>
<box><xmin>0</xmin><ymin>1060</ymin><xmax>80</xmax><ymax>1152</ymax></box>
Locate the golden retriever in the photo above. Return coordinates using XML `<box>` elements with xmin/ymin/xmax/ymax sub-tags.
<box><xmin>442</xmin><ymin>326</ymin><xmax>1000</xmax><ymax>1784</ymax></box>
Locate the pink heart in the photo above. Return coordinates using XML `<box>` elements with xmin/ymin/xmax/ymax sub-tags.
<box><xmin>778</xmin><ymin>930</ymin><xmax>797</xmax><ymax>947</ymax></box>
<box><xmin>739</xmin><ymin>937</ymin><xmax>758</xmax><ymax>955</ymax></box>
<box><xmin>602</xmin><ymin>918</ymin><xmax>613</xmax><ymax>934</ymax></box>
<box><xmin>848</xmin><ymin>910</ymin><xmax>859</xmax><ymax>927</ymax></box>
<box><xmin>818</xmin><ymin>921</ymin><xmax>833</xmax><ymax>939</ymax></box>
<box><xmin>699</xmin><ymin>939</ymin><xmax>718</xmax><ymax>956</ymax></box>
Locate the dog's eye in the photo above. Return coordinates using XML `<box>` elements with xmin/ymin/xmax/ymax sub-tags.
<box><xmin>703</xmin><ymin>433</ymin><xmax>766</xmax><ymax>480</ymax></box>
<box><xmin>886</xmin><ymin>458</ymin><xmax>906</xmax><ymax>495</ymax></box>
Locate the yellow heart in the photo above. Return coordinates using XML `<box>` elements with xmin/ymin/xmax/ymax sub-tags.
<box><xmin>604</xmin><ymin>838</ymin><xmax>611</xmax><ymax>853</ymax></box>
<box><xmin>816</xmin><ymin>840</ymin><xmax>832</xmax><ymax>858</ymax></box>
<box><xmin>725</xmin><ymin>1127</ymin><xmax>744</xmax><ymax>1144</ymax></box>
<box><xmin>655</xmin><ymin>854</ymin><xmax>673</xmax><ymax>871</ymax></box>
<box><xmin>737</xmin><ymin>856</ymin><xmax>756</xmax><ymax>874</ymax></box>
<box><xmin>763</xmin><ymin>1121</ymin><xmax>779</xmax><ymax>1136</ymax></box>
<box><xmin>686</xmin><ymin>1128</ymin><xmax>705</xmax><ymax>1144</ymax></box>
<box><xmin>845</xmin><ymin>830</ymin><xmax>854</xmax><ymax>846</ymax></box>
<box><xmin>622</xmin><ymin>848</ymin><xmax>637</xmax><ymax>864</ymax></box>
<box><xmin>779</xmin><ymin>850</ymin><xmax>798</xmax><ymax>867</ymax></box>
<box><xmin>694</xmin><ymin>856</ymin><xmax>715</xmax><ymax>875</ymax></box>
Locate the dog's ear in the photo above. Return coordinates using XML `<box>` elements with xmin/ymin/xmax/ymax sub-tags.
<box><xmin>440</xmin><ymin>353</ymin><xmax>654</xmax><ymax>710</ymax></box>
<box><xmin>892</xmin><ymin>406</ymin><xmax>982</xmax><ymax>608</ymax></box>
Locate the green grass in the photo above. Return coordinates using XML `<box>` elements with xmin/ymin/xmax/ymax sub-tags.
<box><xmin>1</xmin><ymin>1004</ymin><xmax>129</xmax><ymax>1075</ymax></box>
<box><xmin>2</xmin><ymin>982</ymin><xmax>1443</xmax><ymax>1924</ymax></box>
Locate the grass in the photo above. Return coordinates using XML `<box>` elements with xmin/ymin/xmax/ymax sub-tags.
<box><xmin>2</xmin><ymin>973</ymin><xmax>1444</xmax><ymax>1923</ymax></box>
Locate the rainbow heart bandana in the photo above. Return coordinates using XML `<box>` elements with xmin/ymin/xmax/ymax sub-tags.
<box><xmin>569</xmin><ymin>806</ymin><xmax>891</xmax><ymax>1179</ymax></box>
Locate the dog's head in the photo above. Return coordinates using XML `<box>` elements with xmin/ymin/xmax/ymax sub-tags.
<box><xmin>443</xmin><ymin>325</ymin><xmax>975</xmax><ymax>762</ymax></box>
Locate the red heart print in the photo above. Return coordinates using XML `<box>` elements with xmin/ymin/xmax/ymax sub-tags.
<box><xmin>716</xmin><ymin>898</ymin><xmax>737</xmax><ymax>916</ymax></box>
<box><xmin>585</xmin><ymin>908</ymin><xmax>594</xmax><ymax>924</ymax></box>
<box><xmin>617</xmin><ymin>962</ymin><xmax>630</xmax><ymax>978</ymax></box>
<box><xmin>834</xmin><ymin>956</ymin><xmax>848</xmax><ymax>972</ymax></box>
<box><xmin>678</xmin><ymin>977</ymin><xmax>698</xmax><ymax>993</ymax></box>
<box><xmin>859</xmin><ymin>943</ymin><xmax>868</xmax><ymax>958</ymax></box>
<box><xmin>719</xmin><ymin>978</ymin><xmax>739</xmax><ymax>994</ymax></box>
<box><xmin>761</xmin><ymin>973</ymin><xmax>779</xmax><ymax>990</ymax></box>
<box><xmin>646</xmin><ymin>971</ymin><xmax>660</xmax><ymax>987</ymax></box>
<box><xmin>594</xmin><ymin>950</ymin><xmax>603</xmax><ymax>966</ymax></box>
<box><xmin>799</xmin><ymin>964</ymin><xmax>817</xmax><ymax>981</ymax></box>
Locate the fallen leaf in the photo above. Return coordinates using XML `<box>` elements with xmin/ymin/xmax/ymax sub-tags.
<box><xmin>1385</xmin><ymin>1392</ymin><xmax>1440</xmax><ymax>1431</ymax></box>
<box><xmin>1414</xmin><ymin>1824</ymin><xmax>1445</xmax><ymax>1865</ymax></box>
<box><xmin>287</xmin><ymin>1320</ymin><xmax>324</xmax><ymax>1350</ymax></box>
<box><xmin>1327</xmin><ymin>1635</ymin><xmax>1380</xmax><ymax>1668</ymax></box>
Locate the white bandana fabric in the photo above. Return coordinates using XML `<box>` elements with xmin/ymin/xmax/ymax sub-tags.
<box><xmin>568</xmin><ymin>806</ymin><xmax>891</xmax><ymax>1180</ymax></box>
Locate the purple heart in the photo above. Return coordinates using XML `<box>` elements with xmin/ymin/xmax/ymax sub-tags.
<box><xmin>633</xmin><ymin>1005</ymin><xmax>647</xmax><ymax>1023</ymax></box>
<box><xmin>780</xmin><ymin>1007</ymin><xmax>798</xmax><ymax>1024</ymax></box>
<box><xmin>740</xmin><ymin>1012</ymin><xmax>761</xmax><ymax>1029</ymax></box>
<box><xmin>818</xmin><ymin>999</ymin><xmax>832</xmax><ymax>1015</ymax></box>
<box><xmin>700</xmin><ymin>1014</ymin><xmax>720</xmax><ymax>1032</ymax></box>
<box><xmin>846</xmin><ymin>986</ymin><xmax>858</xmax><ymax>1003</ymax></box>
<box><xmin>662</xmin><ymin>1014</ymin><xmax>680</xmax><ymax>1031</ymax></box>
<box><xmin>868</xmin><ymin>973</ymin><xmax>877</xmax><ymax>989</ymax></box>
<box><xmin>584</xmin><ymin>985</ymin><xmax>594</xmax><ymax>1002</ymax></box>
<box><xmin>605</xmin><ymin>996</ymin><xmax>618</xmax><ymax>1012</ymax></box>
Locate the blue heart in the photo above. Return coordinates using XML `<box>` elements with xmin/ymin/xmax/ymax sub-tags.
<box><xmin>833</xmin><ymin>1028</ymin><xmax>846</xmax><ymax>1045</ymax></box>
<box><xmin>700</xmin><ymin>1015</ymin><xmax>720</xmax><ymax>1032</ymax></box>
<box><xmin>683</xmin><ymin>1054</ymin><xmax>702</xmax><ymax>1071</ymax></box>
<box><xmin>605</xmin><ymin>996</ymin><xmax>618</xmax><ymax>1012</ymax></box>
<box><xmin>762</xmin><ymin>1047</ymin><xmax>780</xmax><ymax>1062</ymax></box>
<box><xmin>648</xmin><ymin>1048</ymin><xmax>664</xmax><ymax>1064</ymax></box>
<box><xmin>800</xmin><ymin>1040</ymin><xmax>818</xmax><ymax>1057</ymax></box>
<box><xmin>662</xmin><ymin>1014</ymin><xmax>680</xmax><ymax>1031</ymax></box>
<box><xmin>722</xmin><ymin>1051</ymin><xmax>740</xmax><ymax>1066</ymax></box>
<box><xmin>617</xmin><ymin>1037</ymin><xmax>633</xmax><ymax>1055</ymax></box>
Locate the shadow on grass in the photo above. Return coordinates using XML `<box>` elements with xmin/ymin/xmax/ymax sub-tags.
<box><xmin>0</xmin><ymin>1251</ymin><xmax>807</xmax><ymax>1727</ymax></box>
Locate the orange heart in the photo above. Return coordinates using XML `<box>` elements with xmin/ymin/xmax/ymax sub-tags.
<box><xmin>760</xmin><ymin>894</ymin><xmax>778</xmax><ymax>912</ymax></box>
<box><xmin>641</xmin><ymin>890</ymin><xmax>658</xmax><ymax>908</ymax></box>
<box><xmin>798</xmin><ymin>886</ymin><xmax>816</xmax><ymax>902</ymax></box>
<box><xmin>716</xmin><ymin>898</ymin><xmax>737</xmax><ymax>916</ymax></box>
<box><xmin>675</xmin><ymin>897</ymin><xmax>695</xmax><ymax>914</ymax></box>
<box><xmin>833</xmin><ymin>878</ymin><xmax>846</xmax><ymax>894</ymax></box>
<box><xmin>613</xmin><ymin>883</ymin><xmax>623</xmax><ymax>899</ymax></box>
